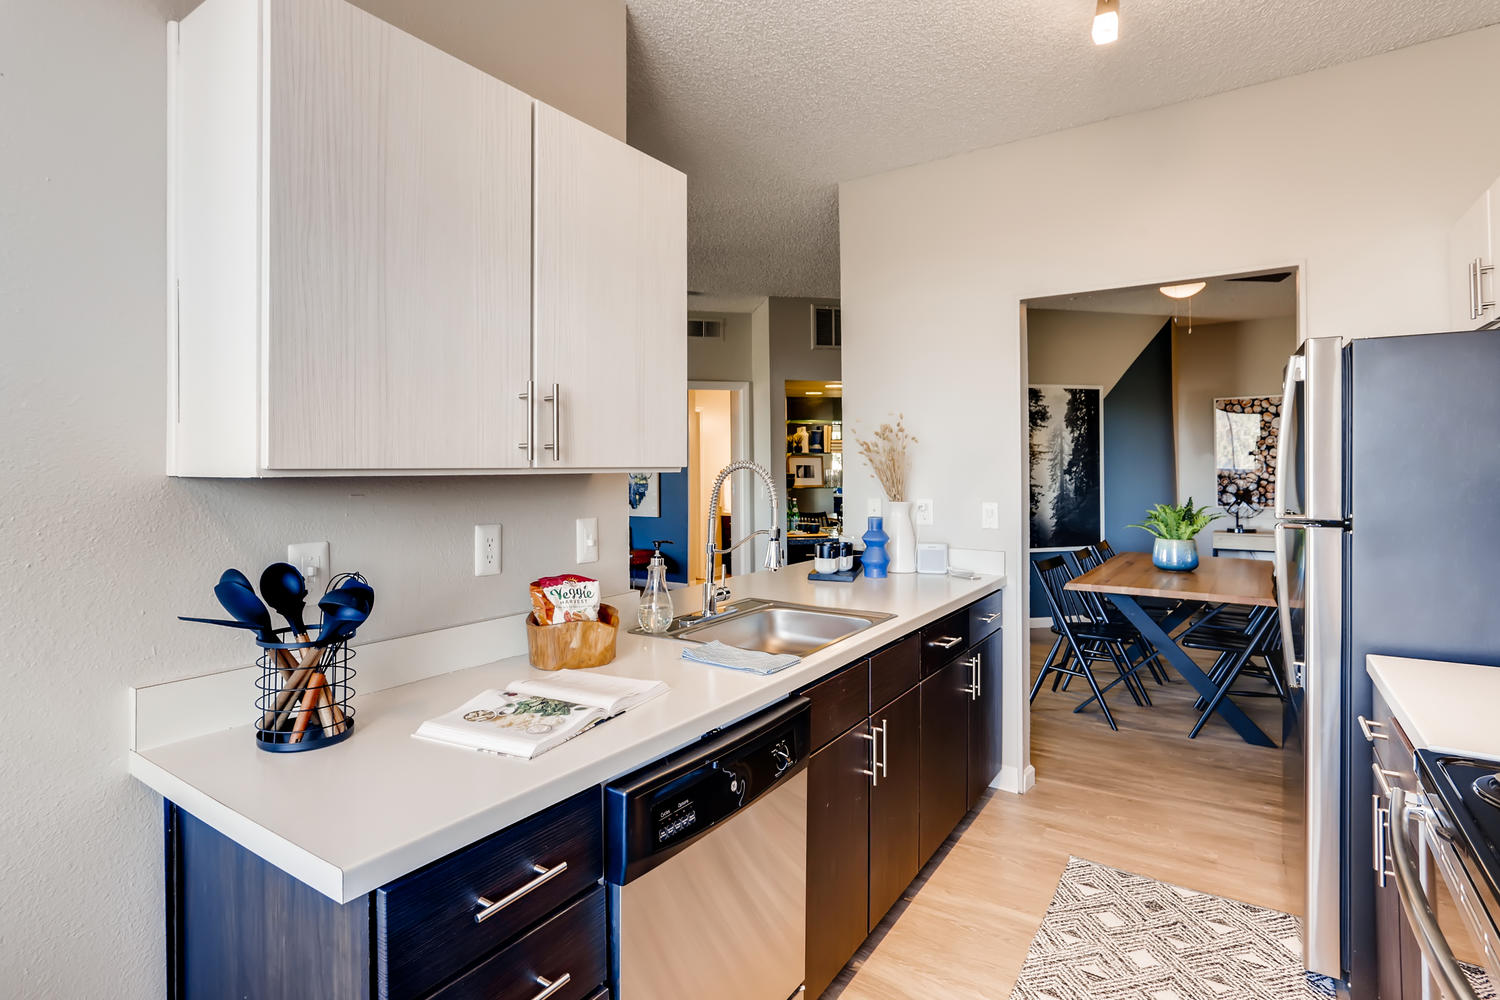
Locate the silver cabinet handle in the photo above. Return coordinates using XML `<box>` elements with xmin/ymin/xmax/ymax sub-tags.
<box><xmin>530</xmin><ymin>973</ymin><xmax>571</xmax><ymax>1000</ymax></box>
<box><xmin>1480</xmin><ymin>258</ymin><xmax>1496</xmax><ymax>315</ymax></box>
<box><xmin>474</xmin><ymin>861</ymin><xmax>568</xmax><ymax>923</ymax></box>
<box><xmin>542</xmin><ymin>383</ymin><xmax>561</xmax><ymax>462</ymax></box>
<box><xmin>880</xmin><ymin>719</ymin><xmax>890</xmax><ymax>779</ymax></box>
<box><xmin>1357</xmin><ymin>715</ymin><xmax>1388</xmax><ymax>742</ymax></box>
<box><xmin>856</xmin><ymin>729</ymin><xmax>879</xmax><ymax>786</ymax></box>
<box><xmin>518</xmin><ymin>381</ymin><xmax>535</xmax><ymax>462</ymax></box>
<box><xmin>928</xmin><ymin>635</ymin><xmax>963</xmax><ymax>650</ymax></box>
<box><xmin>1471</xmin><ymin>259</ymin><xmax>1480</xmax><ymax>321</ymax></box>
<box><xmin>1371</xmin><ymin>794</ymin><xmax>1395</xmax><ymax>886</ymax></box>
<box><xmin>1370</xmin><ymin>760</ymin><xmax>1398</xmax><ymax>799</ymax></box>
<box><xmin>977</xmin><ymin>612</ymin><xmax>1000</xmax><ymax>624</ymax></box>
<box><xmin>1389</xmin><ymin>787</ymin><xmax>1481</xmax><ymax>1000</ymax></box>
<box><xmin>961</xmin><ymin>654</ymin><xmax>980</xmax><ymax>697</ymax></box>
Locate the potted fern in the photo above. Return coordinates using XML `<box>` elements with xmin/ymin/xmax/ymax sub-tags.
<box><xmin>1130</xmin><ymin>498</ymin><xmax>1222</xmax><ymax>572</ymax></box>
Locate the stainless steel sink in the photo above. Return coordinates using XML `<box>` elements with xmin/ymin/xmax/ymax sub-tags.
<box><xmin>639</xmin><ymin>599</ymin><xmax>895</xmax><ymax>657</ymax></box>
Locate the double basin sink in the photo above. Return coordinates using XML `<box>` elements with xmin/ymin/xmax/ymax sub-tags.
<box><xmin>639</xmin><ymin>598</ymin><xmax>894</xmax><ymax>657</ymax></box>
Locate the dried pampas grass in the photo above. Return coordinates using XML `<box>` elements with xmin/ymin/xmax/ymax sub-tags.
<box><xmin>852</xmin><ymin>415</ymin><xmax>917</xmax><ymax>502</ymax></box>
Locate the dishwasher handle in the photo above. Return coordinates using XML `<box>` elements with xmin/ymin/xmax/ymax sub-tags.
<box><xmin>1388</xmin><ymin>786</ymin><xmax>1480</xmax><ymax>1000</ymax></box>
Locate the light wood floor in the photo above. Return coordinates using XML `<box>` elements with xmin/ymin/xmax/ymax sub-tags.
<box><xmin>829</xmin><ymin>627</ymin><xmax>1296</xmax><ymax>999</ymax></box>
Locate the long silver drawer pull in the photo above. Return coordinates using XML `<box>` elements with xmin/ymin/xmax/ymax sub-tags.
<box><xmin>977</xmin><ymin>613</ymin><xmax>1000</xmax><ymax>623</ymax></box>
<box><xmin>542</xmin><ymin>383</ymin><xmax>561</xmax><ymax>462</ymax></box>
<box><xmin>1357</xmin><ymin>715</ymin><xmax>1387</xmax><ymax>742</ymax></box>
<box><xmin>1389</xmin><ymin>787</ymin><xmax>1480</xmax><ymax>1000</ymax></box>
<box><xmin>1370</xmin><ymin>761</ymin><xmax>1398</xmax><ymax>799</ymax></box>
<box><xmin>880</xmin><ymin>720</ymin><xmax>890</xmax><ymax>779</ymax></box>
<box><xmin>518</xmin><ymin>382</ymin><xmax>535</xmax><ymax>461</ymax></box>
<box><xmin>928</xmin><ymin>635</ymin><xmax>963</xmax><ymax>649</ymax></box>
<box><xmin>856</xmin><ymin>730</ymin><xmax>879</xmax><ymax>785</ymax></box>
<box><xmin>530</xmin><ymin>973</ymin><xmax>571</xmax><ymax>1000</ymax></box>
<box><xmin>474</xmin><ymin>861</ymin><xmax>569</xmax><ymax>923</ymax></box>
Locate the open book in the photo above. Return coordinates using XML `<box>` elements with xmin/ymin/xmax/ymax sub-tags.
<box><xmin>414</xmin><ymin>673</ymin><xmax>667</xmax><ymax>759</ymax></box>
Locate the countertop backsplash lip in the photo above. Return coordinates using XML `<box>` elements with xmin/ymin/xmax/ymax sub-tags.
<box><xmin>129</xmin><ymin>565</ymin><xmax>1005</xmax><ymax>903</ymax></box>
<box><xmin>1367</xmin><ymin>653</ymin><xmax>1500</xmax><ymax>760</ymax></box>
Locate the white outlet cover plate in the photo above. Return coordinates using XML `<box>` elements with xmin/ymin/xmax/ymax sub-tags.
<box><xmin>474</xmin><ymin>524</ymin><xmax>501</xmax><ymax>577</ymax></box>
<box><xmin>913</xmin><ymin>499</ymin><xmax>934</xmax><ymax>525</ymax></box>
<box><xmin>867</xmin><ymin>497</ymin><xmax>882</xmax><ymax>517</ymax></box>
<box><xmin>576</xmin><ymin>517</ymin><xmax>599</xmax><ymax>564</ymax></box>
<box><xmin>287</xmin><ymin>541</ymin><xmax>330</xmax><ymax>590</ymax></box>
<box><xmin>982</xmin><ymin>502</ymin><xmax>1000</xmax><ymax>529</ymax></box>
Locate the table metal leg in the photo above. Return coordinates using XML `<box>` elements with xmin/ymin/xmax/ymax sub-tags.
<box><xmin>1107</xmin><ymin>594</ymin><xmax>1276</xmax><ymax>747</ymax></box>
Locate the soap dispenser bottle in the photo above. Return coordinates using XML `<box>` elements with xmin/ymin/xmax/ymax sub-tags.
<box><xmin>638</xmin><ymin>540</ymin><xmax>674</xmax><ymax>633</ymax></box>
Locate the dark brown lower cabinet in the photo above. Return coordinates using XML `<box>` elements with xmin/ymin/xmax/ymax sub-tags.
<box><xmin>868</xmin><ymin>686</ymin><xmax>921</xmax><ymax>931</ymax></box>
<box><xmin>805</xmin><ymin>721</ymin><xmax>873</xmax><ymax>1000</ymax></box>
<box><xmin>966</xmin><ymin>629</ymin><xmax>1004</xmax><ymax>811</ymax></box>
<box><xmin>919</xmin><ymin>655</ymin><xmax>971</xmax><ymax>866</ymax></box>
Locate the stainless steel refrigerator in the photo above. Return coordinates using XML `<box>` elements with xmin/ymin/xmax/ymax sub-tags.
<box><xmin>1275</xmin><ymin>329</ymin><xmax>1500</xmax><ymax>994</ymax></box>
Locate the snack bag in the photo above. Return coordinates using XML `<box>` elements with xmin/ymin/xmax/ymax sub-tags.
<box><xmin>530</xmin><ymin>574</ymin><xmax>602</xmax><ymax>624</ymax></box>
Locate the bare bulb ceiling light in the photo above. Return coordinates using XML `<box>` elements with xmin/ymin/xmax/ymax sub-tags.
<box><xmin>1092</xmin><ymin>0</ymin><xmax>1119</xmax><ymax>45</ymax></box>
<box><xmin>1159</xmin><ymin>281</ymin><xmax>1207</xmax><ymax>299</ymax></box>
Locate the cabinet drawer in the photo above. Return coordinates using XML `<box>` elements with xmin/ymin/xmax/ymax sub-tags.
<box><xmin>801</xmin><ymin>660</ymin><xmax>871</xmax><ymax>752</ymax></box>
<box><xmin>869</xmin><ymin>635</ymin><xmax>921</xmax><ymax>710</ymax></box>
<box><xmin>375</xmin><ymin>789</ymin><xmax>602</xmax><ymax>1000</ymax></box>
<box><xmin>967</xmin><ymin>591</ymin><xmax>1004</xmax><ymax>643</ymax></box>
<box><xmin>920</xmin><ymin>611</ymin><xmax>970</xmax><ymax>677</ymax></box>
<box><xmin>427</xmin><ymin>888</ymin><xmax>608</xmax><ymax>1000</ymax></box>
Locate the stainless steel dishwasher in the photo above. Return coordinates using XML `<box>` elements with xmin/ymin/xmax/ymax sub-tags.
<box><xmin>605</xmin><ymin>698</ymin><xmax>810</xmax><ymax>1000</ymax></box>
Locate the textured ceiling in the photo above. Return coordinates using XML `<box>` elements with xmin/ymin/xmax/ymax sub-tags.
<box><xmin>625</xmin><ymin>0</ymin><xmax>1500</xmax><ymax>299</ymax></box>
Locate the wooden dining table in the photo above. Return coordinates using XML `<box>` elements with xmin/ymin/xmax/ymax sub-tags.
<box><xmin>1067</xmin><ymin>551</ymin><xmax>1279</xmax><ymax>746</ymax></box>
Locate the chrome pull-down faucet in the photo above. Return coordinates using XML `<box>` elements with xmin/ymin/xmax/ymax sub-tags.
<box><xmin>696</xmin><ymin>461</ymin><xmax>784</xmax><ymax>621</ymax></box>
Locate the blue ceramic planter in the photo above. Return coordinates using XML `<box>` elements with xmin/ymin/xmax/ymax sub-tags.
<box><xmin>862</xmin><ymin>516</ymin><xmax>890</xmax><ymax>578</ymax></box>
<box><xmin>1153</xmin><ymin>537</ymin><xmax>1199</xmax><ymax>572</ymax></box>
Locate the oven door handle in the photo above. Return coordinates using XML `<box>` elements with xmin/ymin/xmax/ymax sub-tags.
<box><xmin>1388</xmin><ymin>786</ymin><xmax>1481</xmax><ymax>1000</ymax></box>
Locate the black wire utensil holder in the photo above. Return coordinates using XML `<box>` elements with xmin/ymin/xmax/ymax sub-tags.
<box><xmin>253</xmin><ymin>628</ymin><xmax>357</xmax><ymax>752</ymax></box>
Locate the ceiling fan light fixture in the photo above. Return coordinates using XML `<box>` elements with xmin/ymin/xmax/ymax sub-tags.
<box><xmin>1160</xmin><ymin>281</ymin><xmax>1207</xmax><ymax>300</ymax></box>
<box><xmin>1092</xmin><ymin>0</ymin><xmax>1119</xmax><ymax>45</ymax></box>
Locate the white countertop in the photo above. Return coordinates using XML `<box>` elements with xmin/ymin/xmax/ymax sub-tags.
<box><xmin>130</xmin><ymin>570</ymin><xmax>1004</xmax><ymax>903</ymax></box>
<box><xmin>1367</xmin><ymin>654</ymin><xmax>1500</xmax><ymax>759</ymax></box>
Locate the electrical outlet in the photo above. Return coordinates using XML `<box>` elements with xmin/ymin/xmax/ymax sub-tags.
<box><xmin>866</xmin><ymin>497</ymin><xmax>882</xmax><ymax>517</ymax></box>
<box><xmin>982</xmin><ymin>502</ymin><xmax>1000</xmax><ymax>530</ymax></box>
<box><xmin>287</xmin><ymin>542</ymin><xmax>330</xmax><ymax>592</ymax></box>
<box><xmin>474</xmin><ymin>524</ymin><xmax>501</xmax><ymax>576</ymax></box>
<box><xmin>576</xmin><ymin>517</ymin><xmax>599</xmax><ymax>564</ymax></box>
<box><xmin>913</xmin><ymin>499</ymin><xmax>934</xmax><ymax>526</ymax></box>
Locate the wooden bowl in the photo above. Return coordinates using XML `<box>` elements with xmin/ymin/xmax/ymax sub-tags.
<box><xmin>525</xmin><ymin>603</ymin><xmax>620</xmax><ymax>670</ymax></box>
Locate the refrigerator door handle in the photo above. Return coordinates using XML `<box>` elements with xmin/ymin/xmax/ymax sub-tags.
<box><xmin>1274</xmin><ymin>355</ymin><xmax>1303</xmax><ymax>519</ymax></box>
<box><xmin>1273</xmin><ymin>522</ymin><xmax>1303</xmax><ymax>689</ymax></box>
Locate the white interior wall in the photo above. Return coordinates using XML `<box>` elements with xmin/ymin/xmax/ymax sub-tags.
<box><xmin>1172</xmin><ymin>318</ymin><xmax>1299</xmax><ymax>531</ymax></box>
<box><xmin>841</xmin><ymin>24</ymin><xmax>1500</xmax><ymax>792</ymax></box>
<box><xmin>1026</xmin><ymin>309</ymin><xmax>1170</xmax><ymax>390</ymax></box>
<box><xmin>687</xmin><ymin>389</ymin><xmax>734</xmax><ymax>581</ymax></box>
<box><xmin>0</xmin><ymin>0</ymin><xmax>628</xmax><ymax>994</ymax></box>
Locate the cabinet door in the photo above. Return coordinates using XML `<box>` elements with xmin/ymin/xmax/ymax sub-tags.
<box><xmin>805</xmin><ymin>722</ymin><xmax>872</xmax><ymax>1000</ymax></box>
<box><xmin>967</xmin><ymin>629</ymin><xmax>1004</xmax><ymax>810</ymax></box>
<box><xmin>1447</xmin><ymin>189</ymin><xmax>1493</xmax><ymax>330</ymax></box>
<box><xmin>919</xmin><ymin>656</ymin><xmax>971</xmax><ymax>866</ymax></box>
<box><xmin>264</xmin><ymin>0</ymin><xmax>533</xmax><ymax>470</ymax></box>
<box><xmin>534</xmin><ymin>103</ymin><xmax>687</xmax><ymax>470</ymax></box>
<box><xmin>869</xmin><ymin>687</ymin><xmax>920</xmax><ymax>932</ymax></box>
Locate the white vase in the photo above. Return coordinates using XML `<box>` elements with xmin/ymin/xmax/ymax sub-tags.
<box><xmin>885</xmin><ymin>501</ymin><xmax>917</xmax><ymax>573</ymax></box>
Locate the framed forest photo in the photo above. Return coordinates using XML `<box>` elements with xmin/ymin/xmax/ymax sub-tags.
<box><xmin>1028</xmin><ymin>385</ymin><xmax>1103</xmax><ymax>550</ymax></box>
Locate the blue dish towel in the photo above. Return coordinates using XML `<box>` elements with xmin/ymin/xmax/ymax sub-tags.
<box><xmin>681</xmin><ymin>641</ymin><xmax>801</xmax><ymax>675</ymax></box>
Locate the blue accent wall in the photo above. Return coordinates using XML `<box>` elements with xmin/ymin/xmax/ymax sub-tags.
<box><xmin>630</xmin><ymin>470</ymin><xmax>690</xmax><ymax>585</ymax></box>
<box><xmin>1030</xmin><ymin>323</ymin><xmax>1175</xmax><ymax>613</ymax></box>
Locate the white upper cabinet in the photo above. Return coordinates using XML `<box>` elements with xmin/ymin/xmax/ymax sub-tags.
<box><xmin>1447</xmin><ymin>184</ymin><xmax>1496</xmax><ymax>331</ymax></box>
<box><xmin>169</xmin><ymin>0</ymin><xmax>686</xmax><ymax>476</ymax></box>
<box><xmin>533</xmin><ymin>105</ymin><xmax>688</xmax><ymax>470</ymax></box>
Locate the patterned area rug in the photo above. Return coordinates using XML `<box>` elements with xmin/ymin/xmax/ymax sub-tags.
<box><xmin>1009</xmin><ymin>857</ymin><xmax>1496</xmax><ymax>1000</ymax></box>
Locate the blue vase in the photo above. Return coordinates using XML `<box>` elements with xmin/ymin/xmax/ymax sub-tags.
<box><xmin>862</xmin><ymin>516</ymin><xmax>890</xmax><ymax>578</ymax></box>
<box><xmin>1152</xmin><ymin>538</ymin><xmax>1199</xmax><ymax>572</ymax></box>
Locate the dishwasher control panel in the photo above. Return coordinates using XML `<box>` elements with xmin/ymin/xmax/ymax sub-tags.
<box><xmin>604</xmin><ymin>698</ymin><xmax>810</xmax><ymax>885</ymax></box>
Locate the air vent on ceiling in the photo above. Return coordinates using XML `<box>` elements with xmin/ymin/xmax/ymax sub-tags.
<box><xmin>1227</xmin><ymin>271</ymin><xmax>1294</xmax><ymax>283</ymax></box>
<box><xmin>688</xmin><ymin>318</ymin><xmax>723</xmax><ymax>340</ymax></box>
<box><xmin>811</xmin><ymin>304</ymin><xmax>842</xmax><ymax>350</ymax></box>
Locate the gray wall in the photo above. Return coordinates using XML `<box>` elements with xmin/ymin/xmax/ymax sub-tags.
<box><xmin>687</xmin><ymin>311</ymin><xmax>754</xmax><ymax>382</ymax></box>
<box><xmin>0</xmin><ymin>0</ymin><xmax>627</xmax><ymax>994</ymax></box>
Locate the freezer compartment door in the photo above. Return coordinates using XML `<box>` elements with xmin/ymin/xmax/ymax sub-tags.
<box><xmin>1276</xmin><ymin>337</ymin><xmax>1344</xmax><ymax>522</ymax></box>
<box><xmin>1276</xmin><ymin>520</ymin><xmax>1344</xmax><ymax>978</ymax></box>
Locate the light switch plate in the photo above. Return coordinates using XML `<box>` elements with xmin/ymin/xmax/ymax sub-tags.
<box><xmin>982</xmin><ymin>502</ymin><xmax>999</xmax><ymax>529</ymax></box>
<box><xmin>866</xmin><ymin>497</ymin><xmax>882</xmax><ymax>517</ymax></box>
<box><xmin>913</xmin><ymin>499</ymin><xmax>934</xmax><ymax>526</ymax></box>
<box><xmin>474</xmin><ymin>524</ymin><xmax>501</xmax><ymax>576</ymax></box>
<box><xmin>576</xmin><ymin>517</ymin><xmax>599</xmax><ymax>564</ymax></box>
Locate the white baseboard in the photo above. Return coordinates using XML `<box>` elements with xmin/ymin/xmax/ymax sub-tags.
<box><xmin>993</xmin><ymin>763</ymin><xmax>1037</xmax><ymax>794</ymax></box>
